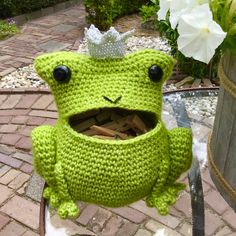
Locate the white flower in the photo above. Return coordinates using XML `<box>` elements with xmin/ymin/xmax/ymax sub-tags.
<box><xmin>157</xmin><ymin>0</ymin><xmax>172</xmax><ymax>21</ymax></box>
<box><xmin>169</xmin><ymin>0</ymin><xmax>198</xmax><ymax>29</ymax></box>
<box><xmin>177</xmin><ymin>4</ymin><xmax>226</xmax><ymax>63</ymax></box>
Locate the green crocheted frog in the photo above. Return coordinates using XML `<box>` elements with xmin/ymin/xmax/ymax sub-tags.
<box><xmin>32</xmin><ymin>49</ymin><xmax>192</xmax><ymax>219</ymax></box>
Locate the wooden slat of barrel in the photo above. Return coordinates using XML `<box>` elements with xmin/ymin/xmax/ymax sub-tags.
<box><xmin>210</xmin><ymin>50</ymin><xmax>236</xmax><ymax>210</ymax></box>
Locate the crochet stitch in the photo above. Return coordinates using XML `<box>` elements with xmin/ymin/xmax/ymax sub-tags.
<box><xmin>32</xmin><ymin>49</ymin><xmax>193</xmax><ymax>219</ymax></box>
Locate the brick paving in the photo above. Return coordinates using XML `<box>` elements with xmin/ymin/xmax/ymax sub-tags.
<box><xmin>0</xmin><ymin>90</ymin><xmax>235</xmax><ymax>235</ymax></box>
<box><xmin>0</xmin><ymin>2</ymin><xmax>235</xmax><ymax>236</ymax></box>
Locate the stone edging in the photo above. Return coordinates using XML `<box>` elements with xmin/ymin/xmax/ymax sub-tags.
<box><xmin>13</xmin><ymin>0</ymin><xmax>83</xmax><ymax>26</ymax></box>
<box><xmin>0</xmin><ymin>88</ymin><xmax>51</xmax><ymax>94</ymax></box>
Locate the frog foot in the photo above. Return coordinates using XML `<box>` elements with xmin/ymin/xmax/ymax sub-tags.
<box><xmin>57</xmin><ymin>200</ymin><xmax>79</xmax><ymax>219</ymax></box>
<box><xmin>146</xmin><ymin>182</ymin><xmax>185</xmax><ymax>215</ymax></box>
<box><xmin>43</xmin><ymin>187</ymin><xmax>61</xmax><ymax>208</ymax></box>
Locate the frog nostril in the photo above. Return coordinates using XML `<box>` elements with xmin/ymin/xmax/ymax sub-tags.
<box><xmin>103</xmin><ymin>96</ymin><xmax>122</xmax><ymax>104</ymax></box>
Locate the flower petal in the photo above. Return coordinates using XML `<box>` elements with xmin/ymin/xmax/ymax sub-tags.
<box><xmin>157</xmin><ymin>0</ymin><xmax>172</xmax><ymax>20</ymax></box>
<box><xmin>177</xmin><ymin>4</ymin><xmax>226</xmax><ymax>63</ymax></box>
<box><xmin>169</xmin><ymin>0</ymin><xmax>196</xmax><ymax>29</ymax></box>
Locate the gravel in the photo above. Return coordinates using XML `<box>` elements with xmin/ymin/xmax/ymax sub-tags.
<box><xmin>0</xmin><ymin>36</ymin><xmax>170</xmax><ymax>89</ymax></box>
<box><xmin>183</xmin><ymin>96</ymin><xmax>217</xmax><ymax>118</ymax></box>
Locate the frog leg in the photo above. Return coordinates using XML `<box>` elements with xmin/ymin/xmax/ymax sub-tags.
<box><xmin>32</xmin><ymin>126</ymin><xmax>62</xmax><ymax>208</ymax></box>
<box><xmin>54</xmin><ymin>161</ymin><xmax>79</xmax><ymax>219</ymax></box>
<box><xmin>146</xmin><ymin>128</ymin><xmax>192</xmax><ymax>215</ymax></box>
<box><xmin>31</xmin><ymin>126</ymin><xmax>59</xmax><ymax>206</ymax></box>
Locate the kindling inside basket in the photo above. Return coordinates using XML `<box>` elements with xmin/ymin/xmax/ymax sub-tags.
<box><xmin>69</xmin><ymin>108</ymin><xmax>157</xmax><ymax>140</ymax></box>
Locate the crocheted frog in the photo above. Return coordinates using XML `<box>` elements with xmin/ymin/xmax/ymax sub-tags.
<box><xmin>32</xmin><ymin>49</ymin><xmax>192</xmax><ymax>219</ymax></box>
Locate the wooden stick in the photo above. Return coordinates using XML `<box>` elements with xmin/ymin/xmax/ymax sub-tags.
<box><xmin>90</xmin><ymin>125</ymin><xmax>129</xmax><ymax>140</ymax></box>
<box><xmin>130</xmin><ymin>115</ymin><xmax>148</xmax><ymax>133</ymax></box>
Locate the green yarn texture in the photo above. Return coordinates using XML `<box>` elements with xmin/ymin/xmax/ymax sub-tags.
<box><xmin>32</xmin><ymin>49</ymin><xmax>193</xmax><ymax>219</ymax></box>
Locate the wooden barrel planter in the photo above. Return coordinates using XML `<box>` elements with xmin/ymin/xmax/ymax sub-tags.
<box><xmin>208</xmin><ymin>50</ymin><xmax>236</xmax><ymax>210</ymax></box>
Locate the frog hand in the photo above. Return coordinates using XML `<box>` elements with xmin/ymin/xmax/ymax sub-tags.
<box><xmin>146</xmin><ymin>182</ymin><xmax>185</xmax><ymax>215</ymax></box>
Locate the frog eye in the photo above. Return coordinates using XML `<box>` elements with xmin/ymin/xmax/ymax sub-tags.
<box><xmin>53</xmin><ymin>65</ymin><xmax>71</xmax><ymax>83</ymax></box>
<box><xmin>148</xmin><ymin>64</ymin><xmax>163</xmax><ymax>82</ymax></box>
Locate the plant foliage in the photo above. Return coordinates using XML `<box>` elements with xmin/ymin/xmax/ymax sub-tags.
<box><xmin>0</xmin><ymin>0</ymin><xmax>68</xmax><ymax>19</ymax></box>
<box><xmin>0</xmin><ymin>19</ymin><xmax>19</xmax><ymax>40</ymax></box>
<box><xmin>84</xmin><ymin>0</ymin><xmax>149</xmax><ymax>30</ymax></box>
<box><xmin>210</xmin><ymin>0</ymin><xmax>236</xmax><ymax>54</ymax></box>
<box><xmin>140</xmin><ymin>1</ymin><xmax>221</xmax><ymax>79</ymax></box>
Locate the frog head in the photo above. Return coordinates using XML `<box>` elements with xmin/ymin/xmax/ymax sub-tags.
<box><xmin>35</xmin><ymin>49</ymin><xmax>174</xmax><ymax>131</ymax></box>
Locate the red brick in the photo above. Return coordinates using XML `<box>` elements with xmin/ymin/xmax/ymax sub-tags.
<box><xmin>88</xmin><ymin>208</ymin><xmax>112</xmax><ymax>233</ymax></box>
<box><xmin>205</xmin><ymin>209</ymin><xmax>224</xmax><ymax>236</ymax></box>
<box><xmin>0</xmin><ymin>116</ymin><xmax>11</xmax><ymax>124</ymax></box>
<box><xmin>0</xmin><ymin>109</ymin><xmax>29</xmax><ymax>116</ymax></box>
<box><xmin>29</xmin><ymin>110</ymin><xmax>58</xmax><ymax>119</ymax></box>
<box><xmin>202</xmin><ymin>169</ymin><xmax>216</xmax><ymax>188</ymax></box>
<box><xmin>0</xmin><ymin>169</ymin><xmax>21</xmax><ymax>185</ymax></box>
<box><xmin>0</xmin><ymin>153</ymin><xmax>22</xmax><ymax>168</ymax></box>
<box><xmin>116</xmin><ymin>221</ymin><xmax>139</xmax><ymax>236</ymax></box>
<box><xmin>50</xmin><ymin>214</ymin><xmax>94</xmax><ymax>235</ymax></box>
<box><xmin>32</xmin><ymin>95</ymin><xmax>54</xmax><ymax>109</ymax></box>
<box><xmin>22</xmin><ymin>230</ymin><xmax>39</xmax><ymax>236</ymax></box>
<box><xmin>0</xmin><ymin>134</ymin><xmax>22</xmax><ymax>146</ymax></box>
<box><xmin>16</xmin><ymin>95</ymin><xmax>40</xmax><ymax>109</ymax></box>
<box><xmin>0</xmin><ymin>55</ymin><xmax>12</xmax><ymax>62</ymax></box>
<box><xmin>0</xmin><ymin>213</ymin><xmax>10</xmax><ymax>230</ymax></box>
<box><xmin>0</xmin><ymin>67</ymin><xmax>16</xmax><ymax>77</ymax></box>
<box><xmin>174</xmin><ymin>192</ymin><xmax>192</xmax><ymax>218</ymax></box>
<box><xmin>0</xmin><ymin>165</ymin><xmax>11</xmax><ymax>177</ymax></box>
<box><xmin>19</xmin><ymin>126</ymin><xmax>35</xmax><ymax>136</ymax></box>
<box><xmin>0</xmin><ymin>95</ymin><xmax>7</xmax><ymax>104</ymax></box>
<box><xmin>205</xmin><ymin>189</ymin><xmax>229</xmax><ymax>215</ymax></box>
<box><xmin>4</xmin><ymin>60</ymin><xmax>23</xmax><ymax>68</ymax></box>
<box><xmin>130</xmin><ymin>200</ymin><xmax>180</xmax><ymax>229</ymax></box>
<box><xmin>0</xmin><ymin>144</ymin><xmax>14</xmax><ymax>155</ymax></box>
<box><xmin>107</xmin><ymin>206</ymin><xmax>147</xmax><ymax>223</ymax></box>
<box><xmin>0</xmin><ymin>195</ymin><xmax>40</xmax><ymax>230</ymax></box>
<box><xmin>0</xmin><ymin>124</ymin><xmax>18</xmax><ymax>133</ymax></box>
<box><xmin>27</xmin><ymin>117</ymin><xmax>46</xmax><ymax>126</ymax></box>
<box><xmin>43</xmin><ymin>118</ymin><xmax>56</xmax><ymax>125</ymax></box>
<box><xmin>222</xmin><ymin>208</ymin><xmax>236</xmax><ymax>230</ymax></box>
<box><xmin>20</xmin><ymin>163</ymin><xmax>33</xmax><ymax>173</ymax></box>
<box><xmin>8</xmin><ymin>172</ymin><xmax>30</xmax><ymax>189</ymax></box>
<box><xmin>0</xmin><ymin>184</ymin><xmax>13</xmax><ymax>204</ymax></box>
<box><xmin>11</xmin><ymin>116</ymin><xmax>29</xmax><ymax>124</ymax></box>
<box><xmin>77</xmin><ymin>204</ymin><xmax>98</xmax><ymax>225</ymax></box>
<box><xmin>47</xmin><ymin>101</ymin><xmax>57</xmax><ymax>111</ymax></box>
<box><xmin>14</xmin><ymin>57</ymin><xmax>33</xmax><ymax>64</ymax></box>
<box><xmin>215</xmin><ymin>226</ymin><xmax>233</xmax><ymax>236</ymax></box>
<box><xmin>0</xmin><ymin>221</ymin><xmax>27</xmax><ymax>235</ymax></box>
<box><xmin>179</xmin><ymin>222</ymin><xmax>192</xmax><ymax>236</ymax></box>
<box><xmin>13</xmin><ymin>152</ymin><xmax>32</xmax><ymax>164</ymax></box>
<box><xmin>15</xmin><ymin>137</ymin><xmax>32</xmax><ymax>151</ymax></box>
<box><xmin>101</xmin><ymin>215</ymin><xmax>123</xmax><ymax>236</ymax></box>
<box><xmin>0</xmin><ymin>95</ymin><xmax>22</xmax><ymax>109</ymax></box>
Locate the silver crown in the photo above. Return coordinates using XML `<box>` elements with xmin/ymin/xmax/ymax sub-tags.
<box><xmin>84</xmin><ymin>24</ymin><xmax>135</xmax><ymax>59</ymax></box>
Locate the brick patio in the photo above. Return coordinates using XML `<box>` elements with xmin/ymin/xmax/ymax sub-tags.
<box><xmin>0</xmin><ymin>2</ymin><xmax>235</xmax><ymax>236</ymax></box>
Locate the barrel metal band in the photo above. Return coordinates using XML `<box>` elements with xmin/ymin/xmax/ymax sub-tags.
<box><xmin>207</xmin><ymin>132</ymin><xmax>236</xmax><ymax>201</ymax></box>
<box><xmin>218</xmin><ymin>57</ymin><xmax>236</xmax><ymax>99</ymax></box>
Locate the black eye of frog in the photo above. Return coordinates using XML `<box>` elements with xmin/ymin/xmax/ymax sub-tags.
<box><xmin>53</xmin><ymin>65</ymin><xmax>71</xmax><ymax>83</ymax></box>
<box><xmin>148</xmin><ymin>65</ymin><xmax>163</xmax><ymax>82</ymax></box>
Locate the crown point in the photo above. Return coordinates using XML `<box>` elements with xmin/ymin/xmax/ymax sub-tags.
<box><xmin>84</xmin><ymin>24</ymin><xmax>135</xmax><ymax>59</ymax></box>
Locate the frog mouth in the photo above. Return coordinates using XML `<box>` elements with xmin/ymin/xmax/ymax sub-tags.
<box><xmin>68</xmin><ymin>108</ymin><xmax>158</xmax><ymax>140</ymax></box>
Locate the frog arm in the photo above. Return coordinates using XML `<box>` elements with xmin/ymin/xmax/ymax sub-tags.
<box><xmin>31</xmin><ymin>125</ymin><xmax>57</xmax><ymax>187</ymax></box>
<box><xmin>146</xmin><ymin>127</ymin><xmax>192</xmax><ymax>215</ymax></box>
<box><xmin>54</xmin><ymin>162</ymin><xmax>80</xmax><ymax>219</ymax></box>
<box><xmin>167</xmin><ymin>127</ymin><xmax>193</xmax><ymax>184</ymax></box>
